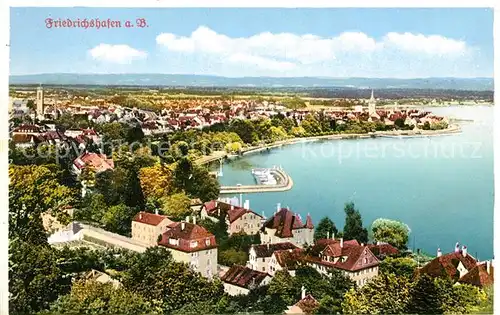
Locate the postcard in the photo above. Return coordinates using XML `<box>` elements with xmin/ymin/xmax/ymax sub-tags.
<box><xmin>5</xmin><ymin>5</ymin><xmax>496</xmax><ymax>315</ymax></box>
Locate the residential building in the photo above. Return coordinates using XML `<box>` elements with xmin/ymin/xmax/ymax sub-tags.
<box><xmin>201</xmin><ymin>200</ymin><xmax>263</xmax><ymax>235</ymax></box>
<box><xmin>419</xmin><ymin>244</ymin><xmax>493</xmax><ymax>287</ymax></box>
<box><xmin>260</xmin><ymin>207</ymin><xmax>314</xmax><ymax>247</ymax></box>
<box><xmin>131</xmin><ymin>211</ymin><xmax>173</xmax><ymax>246</ymax></box>
<box><xmin>220</xmin><ymin>265</ymin><xmax>271</xmax><ymax>296</ymax></box>
<box><xmin>72</xmin><ymin>152</ymin><xmax>114</xmax><ymax>175</ymax></box>
<box><xmin>158</xmin><ymin>219</ymin><xmax>218</xmax><ymax>278</ymax></box>
<box><xmin>457</xmin><ymin>261</ymin><xmax>494</xmax><ymax>288</ymax></box>
<box><xmin>268</xmin><ymin>248</ymin><xmax>305</xmax><ymax>277</ymax></box>
<box><xmin>305</xmin><ymin>238</ymin><xmax>380</xmax><ymax>286</ymax></box>
<box><xmin>248</xmin><ymin>242</ymin><xmax>298</xmax><ymax>273</ymax></box>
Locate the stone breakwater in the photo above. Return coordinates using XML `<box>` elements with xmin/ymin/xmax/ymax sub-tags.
<box><xmin>219</xmin><ymin>168</ymin><xmax>293</xmax><ymax>194</ymax></box>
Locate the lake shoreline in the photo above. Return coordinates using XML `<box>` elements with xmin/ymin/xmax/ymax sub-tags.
<box><xmin>236</xmin><ymin>124</ymin><xmax>462</xmax><ymax>158</ymax></box>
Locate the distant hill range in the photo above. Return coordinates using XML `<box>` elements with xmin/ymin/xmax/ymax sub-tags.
<box><xmin>9</xmin><ymin>74</ymin><xmax>493</xmax><ymax>91</ymax></box>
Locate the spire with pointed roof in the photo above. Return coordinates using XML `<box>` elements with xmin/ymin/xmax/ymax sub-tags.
<box><xmin>304</xmin><ymin>213</ymin><xmax>314</xmax><ymax>229</ymax></box>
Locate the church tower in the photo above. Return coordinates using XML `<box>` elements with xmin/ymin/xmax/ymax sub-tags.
<box><xmin>36</xmin><ymin>85</ymin><xmax>44</xmax><ymax>120</ymax></box>
<box><xmin>368</xmin><ymin>89</ymin><xmax>376</xmax><ymax>116</ymax></box>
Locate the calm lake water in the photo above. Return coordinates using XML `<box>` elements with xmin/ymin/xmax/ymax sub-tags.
<box><xmin>218</xmin><ymin>106</ymin><xmax>494</xmax><ymax>259</ymax></box>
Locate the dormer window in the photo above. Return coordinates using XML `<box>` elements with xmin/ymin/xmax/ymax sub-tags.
<box><xmin>190</xmin><ymin>240</ymin><xmax>198</xmax><ymax>248</ymax></box>
<box><xmin>205</xmin><ymin>238</ymin><xmax>211</xmax><ymax>246</ymax></box>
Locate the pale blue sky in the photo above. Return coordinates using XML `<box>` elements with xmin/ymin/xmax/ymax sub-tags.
<box><xmin>10</xmin><ymin>8</ymin><xmax>493</xmax><ymax>78</ymax></box>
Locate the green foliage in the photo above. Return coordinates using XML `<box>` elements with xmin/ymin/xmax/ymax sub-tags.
<box><xmin>218</xmin><ymin>233</ymin><xmax>261</xmax><ymax>266</ymax></box>
<box><xmin>9</xmin><ymin>239</ymin><xmax>70</xmax><ymax>314</ymax></box>
<box><xmin>282</xmin><ymin>97</ymin><xmax>306</xmax><ymax>109</ymax></box>
<box><xmin>379</xmin><ymin>257</ymin><xmax>418</xmax><ymax>279</ymax></box>
<box><xmin>406</xmin><ymin>274</ymin><xmax>443</xmax><ymax>314</ymax></box>
<box><xmin>343</xmin><ymin>202</ymin><xmax>368</xmax><ymax>244</ymax></box>
<box><xmin>342</xmin><ymin>273</ymin><xmax>411</xmax><ymax>314</ymax></box>
<box><xmin>161</xmin><ymin>192</ymin><xmax>192</xmax><ymax>219</ymax></box>
<box><xmin>371</xmin><ymin>218</ymin><xmax>411</xmax><ymax>250</ymax></box>
<box><xmin>268</xmin><ymin>270</ymin><xmax>298</xmax><ymax>306</ymax></box>
<box><xmin>172</xmin><ymin>157</ymin><xmax>220</xmax><ymax>202</ymax></box>
<box><xmin>314</xmin><ymin>216</ymin><xmax>339</xmax><ymax>241</ymax></box>
<box><xmin>49</xmin><ymin>280</ymin><xmax>163</xmax><ymax>315</ymax></box>
<box><xmin>9</xmin><ymin>164</ymin><xmax>75</xmax><ymax>244</ymax></box>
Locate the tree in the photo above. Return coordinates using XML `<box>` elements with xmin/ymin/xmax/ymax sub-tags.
<box><xmin>379</xmin><ymin>257</ymin><xmax>417</xmax><ymax>279</ymax></box>
<box><xmin>9</xmin><ymin>165</ymin><xmax>75</xmax><ymax>244</ymax></box>
<box><xmin>342</xmin><ymin>273</ymin><xmax>411</xmax><ymax>314</ymax></box>
<box><xmin>406</xmin><ymin>274</ymin><xmax>442</xmax><ymax>314</ymax></box>
<box><xmin>101</xmin><ymin>203</ymin><xmax>137</xmax><ymax>236</ymax></box>
<box><xmin>48</xmin><ymin>280</ymin><xmax>163</xmax><ymax>315</ymax></box>
<box><xmin>371</xmin><ymin>218</ymin><xmax>410</xmax><ymax>250</ymax></box>
<box><xmin>434</xmin><ymin>277</ymin><xmax>482</xmax><ymax>314</ymax></box>
<box><xmin>219</xmin><ymin>248</ymin><xmax>248</xmax><ymax>266</ymax></box>
<box><xmin>268</xmin><ymin>270</ymin><xmax>299</xmax><ymax>306</ymax></box>
<box><xmin>139</xmin><ymin>163</ymin><xmax>174</xmax><ymax>200</ymax></box>
<box><xmin>123</xmin><ymin>251</ymin><xmax>225</xmax><ymax>313</ymax></box>
<box><xmin>161</xmin><ymin>192</ymin><xmax>191</xmax><ymax>219</ymax></box>
<box><xmin>314</xmin><ymin>217</ymin><xmax>339</xmax><ymax>241</ymax></box>
<box><xmin>343</xmin><ymin>202</ymin><xmax>368</xmax><ymax>244</ymax></box>
<box><xmin>9</xmin><ymin>239</ymin><xmax>70</xmax><ymax>314</ymax></box>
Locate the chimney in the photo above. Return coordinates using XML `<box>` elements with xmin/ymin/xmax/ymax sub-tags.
<box><xmin>193</xmin><ymin>216</ymin><xmax>197</xmax><ymax>225</ymax></box>
<box><xmin>139</xmin><ymin>213</ymin><xmax>143</xmax><ymax>220</ymax></box>
<box><xmin>155</xmin><ymin>209</ymin><xmax>158</xmax><ymax>215</ymax></box>
<box><xmin>340</xmin><ymin>238</ymin><xmax>344</xmax><ymax>248</ymax></box>
<box><xmin>186</xmin><ymin>216</ymin><xmax>190</xmax><ymax>223</ymax></box>
<box><xmin>327</xmin><ymin>231</ymin><xmax>330</xmax><ymax>239</ymax></box>
<box><xmin>301</xmin><ymin>285</ymin><xmax>306</xmax><ymax>300</ymax></box>
<box><xmin>462</xmin><ymin>245</ymin><xmax>467</xmax><ymax>257</ymax></box>
<box><xmin>332</xmin><ymin>232</ymin><xmax>335</xmax><ymax>240</ymax></box>
<box><xmin>437</xmin><ymin>248</ymin><xmax>442</xmax><ymax>257</ymax></box>
<box><xmin>244</xmin><ymin>200</ymin><xmax>250</xmax><ymax>210</ymax></box>
<box><xmin>455</xmin><ymin>242</ymin><xmax>460</xmax><ymax>253</ymax></box>
<box><xmin>181</xmin><ymin>222</ymin><xmax>185</xmax><ymax>230</ymax></box>
<box><xmin>277</xmin><ymin>203</ymin><xmax>281</xmax><ymax>212</ymax></box>
<box><xmin>487</xmin><ymin>260</ymin><xmax>491</xmax><ymax>274</ymax></box>
<box><xmin>231</xmin><ymin>205</ymin><xmax>234</xmax><ymax>210</ymax></box>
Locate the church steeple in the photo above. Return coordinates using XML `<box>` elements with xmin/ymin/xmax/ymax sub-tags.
<box><xmin>368</xmin><ymin>89</ymin><xmax>376</xmax><ymax>117</ymax></box>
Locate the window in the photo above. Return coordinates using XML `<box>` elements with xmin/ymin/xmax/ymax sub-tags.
<box><xmin>262</xmin><ymin>267</ymin><xmax>265</xmax><ymax>271</ymax></box>
<box><xmin>205</xmin><ymin>238</ymin><xmax>211</xmax><ymax>246</ymax></box>
<box><xmin>190</xmin><ymin>241</ymin><xmax>198</xmax><ymax>248</ymax></box>
<box><xmin>169</xmin><ymin>238</ymin><xmax>178</xmax><ymax>246</ymax></box>
<box><xmin>364</xmin><ymin>258</ymin><xmax>368</xmax><ymax>264</ymax></box>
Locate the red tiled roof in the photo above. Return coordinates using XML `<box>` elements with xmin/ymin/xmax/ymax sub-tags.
<box><xmin>458</xmin><ymin>262</ymin><xmax>494</xmax><ymax>288</ymax></box>
<box><xmin>203</xmin><ymin>200</ymin><xmax>262</xmax><ymax>223</ymax></box>
<box><xmin>294</xmin><ymin>294</ymin><xmax>320</xmax><ymax>314</ymax></box>
<box><xmin>262</xmin><ymin>208</ymin><xmax>312</xmax><ymax>239</ymax></box>
<box><xmin>73</xmin><ymin>152</ymin><xmax>114</xmax><ymax>172</ymax></box>
<box><xmin>158</xmin><ymin>222</ymin><xmax>217</xmax><ymax>253</ymax></box>
<box><xmin>12</xmin><ymin>124</ymin><xmax>43</xmax><ymax>133</ymax></box>
<box><xmin>132</xmin><ymin>211</ymin><xmax>170</xmax><ymax>226</ymax></box>
<box><xmin>419</xmin><ymin>251</ymin><xmax>478</xmax><ymax>281</ymax></box>
<box><xmin>273</xmin><ymin>248</ymin><xmax>305</xmax><ymax>270</ymax></box>
<box><xmin>304</xmin><ymin>214</ymin><xmax>314</xmax><ymax>229</ymax></box>
<box><xmin>305</xmin><ymin>242</ymin><xmax>379</xmax><ymax>272</ymax></box>
<box><xmin>220</xmin><ymin>265</ymin><xmax>269</xmax><ymax>289</ymax></box>
<box><xmin>367</xmin><ymin>243</ymin><xmax>400</xmax><ymax>257</ymax></box>
<box><xmin>251</xmin><ymin>242</ymin><xmax>298</xmax><ymax>258</ymax></box>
